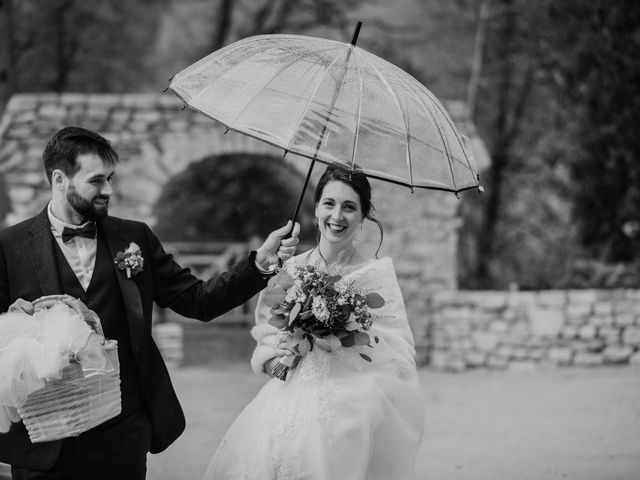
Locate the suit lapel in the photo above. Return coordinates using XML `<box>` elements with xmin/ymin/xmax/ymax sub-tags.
<box><xmin>99</xmin><ymin>218</ymin><xmax>145</xmax><ymax>328</ymax></box>
<box><xmin>27</xmin><ymin>208</ymin><xmax>61</xmax><ymax>296</ymax></box>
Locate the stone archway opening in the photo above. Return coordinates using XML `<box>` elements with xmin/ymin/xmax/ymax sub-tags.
<box><xmin>153</xmin><ymin>152</ymin><xmax>316</xmax><ymax>243</ymax></box>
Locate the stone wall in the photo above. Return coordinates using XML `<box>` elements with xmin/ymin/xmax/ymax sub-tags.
<box><xmin>423</xmin><ymin>289</ymin><xmax>640</xmax><ymax>371</ymax></box>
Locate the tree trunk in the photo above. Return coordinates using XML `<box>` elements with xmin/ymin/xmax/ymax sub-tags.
<box><xmin>213</xmin><ymin>0</ymin><xmax>234</xmax><ymax>50</ymax></box>
<box><xmin>473</xmin><ymin>0</ymin><xmax>516</xmax><ymax>286</ymax></box>
<box><xmin>0</xmin><ymin>0</ymin><xmax>14</xmax><ymax>114</ymax></box>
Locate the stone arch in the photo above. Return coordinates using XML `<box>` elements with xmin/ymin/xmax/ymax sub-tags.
<box><xmin>152</xmin><ymin>151</ymin><xmax>317</xmax><ymax>242</ymax></box>
<box><xmin>109</xmin><ymin>124</ymin><xmax>315</xmax><ymax>227</ymax></box>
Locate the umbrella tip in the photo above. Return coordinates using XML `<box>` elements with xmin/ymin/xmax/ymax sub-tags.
<box><xmin>350</xmin><ymin>21</ymin><xmax>363</xmax><ymax>46</ymax></box>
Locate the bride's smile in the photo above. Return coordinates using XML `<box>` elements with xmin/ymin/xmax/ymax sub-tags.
<box><xmin>315</xmin><ymin>180</ymin><xmax>362</xmax><ymax>248</ymax></box>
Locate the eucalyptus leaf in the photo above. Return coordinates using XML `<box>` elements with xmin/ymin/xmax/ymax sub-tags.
<box><xmin>340</xmin><ymin>333</ymin><xmax>356</xmax><ymax>347</ymax></box>
<box><xmin>365</xmin><ymin>292</ymin><xmax>385</xmax><ymax>308</ymax></box>
<box><xmin>314</xmin><ymin>334</ymin><xmax>341</xmax><ymax>352</ymax></box>
<box><xmin>263</xmin><ymin>285</ymin><xmax>287</xmax><ymax>308</ymax></box>
<box><xmin>275</xmin><ymin>271</ymin><xmax>295</xmax><ymax>290</ymax></box>
<box><xmin>359</xmin><ymin>353</ymin><xmax>372</xmax><ymax>362</ymax></box>
<box><xmin>298</xmin><ymin>337</ymin><xmax>311</xmax><ymax>356</ymax></box>
<box><xmin>354</xmin><ymin>331</ymin><xmax>370</xmax><ymax>346</ymax></box>
<box><xmin>268</xmin><ymin>315</ymin><xmax>287</xmax><ymax>329</ymax></box>
<box><xmin>288</xmin><ymin>302</ymin><xmax>302</xmax><ymax>324</ymax></box>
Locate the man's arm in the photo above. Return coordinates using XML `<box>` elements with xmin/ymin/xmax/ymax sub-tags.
<box><xmin>148</xmin><ymin>222</ymin><xmax>299</xmax><ymax>321</ymax></box>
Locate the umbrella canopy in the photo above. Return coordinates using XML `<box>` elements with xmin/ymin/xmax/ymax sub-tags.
<box><xmin>168</xmin><ymin>26</ymin><xmax>482</xmax><ymax>196</ymax></box>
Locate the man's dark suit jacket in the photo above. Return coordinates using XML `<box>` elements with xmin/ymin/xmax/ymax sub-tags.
<box><xmin>0</xmin><ymin>208</ymin><xmax>268</xmax><ymax>470</ymax></box>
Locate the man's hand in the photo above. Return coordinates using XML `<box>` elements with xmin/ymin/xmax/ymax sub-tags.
<box><xmin>7</xmin><ymin>298</ymin><xmax>35</xmax><ymax>315</ymax></box>
<box><xmin>255</xmin><ymin>220</ymin><xmax>301</xmax><ymax>270</ymax></box>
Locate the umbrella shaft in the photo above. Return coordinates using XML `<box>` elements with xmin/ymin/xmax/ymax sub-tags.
<box><xmin>289</xmin><ymin>158</ymin><xmax>316</xmax><ymax>235</ymax></box>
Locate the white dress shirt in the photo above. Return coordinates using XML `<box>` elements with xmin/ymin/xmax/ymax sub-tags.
<box><xmin>47</xmin><ymin>202</ymin><xmax>97</xmax><ymax>290</ymax></box>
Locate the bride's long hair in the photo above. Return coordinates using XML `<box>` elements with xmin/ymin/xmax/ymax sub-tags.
<box><xmin>314</xmin><ymin>163</ymin><xmax>384</xmax><ymax>257</ymax></box>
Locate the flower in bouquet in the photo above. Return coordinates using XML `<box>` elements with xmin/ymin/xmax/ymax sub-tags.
<box><xmin>263</xmin><ymin>264</ymin><xmax>385</xmax><ymax>379</ymax></box>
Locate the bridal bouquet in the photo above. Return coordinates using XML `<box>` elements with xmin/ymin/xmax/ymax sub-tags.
<box><xmin>263</xmin><ymin>264</ymin><xmax>385</xmax><ymax>380</ymax></box>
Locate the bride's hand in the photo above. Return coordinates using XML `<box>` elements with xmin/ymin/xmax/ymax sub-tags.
<box><xmin>265</xmin><ymin>353</ymin><xmax>300</xmax><ymax>377</ymax></box>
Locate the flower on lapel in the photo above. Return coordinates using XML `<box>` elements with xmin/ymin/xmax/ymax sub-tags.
<box><xmin>115</xmin><ymin>242</ymin><xmax>144</xmax><ymax>278</ymax></box>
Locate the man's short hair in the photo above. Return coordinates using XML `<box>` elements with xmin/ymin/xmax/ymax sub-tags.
<box><xmin>42</xmin><ymin>126</ymin><xmax>119</xmax><ymax>184</ymax></box>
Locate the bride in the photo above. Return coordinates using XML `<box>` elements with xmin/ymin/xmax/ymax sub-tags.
<box><xmin>204</xmin><ymin>163</ymin><xmax>424</xmax><ymax>480</ymax></box>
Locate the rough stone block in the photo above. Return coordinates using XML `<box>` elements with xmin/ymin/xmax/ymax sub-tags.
<box><xmin>495</xmin><ymin>344</ymin><xmax>514</xmax><ymax>359</ymax></box>
<box><xmin>560</xmin><ymin>325</ymin><xmax>579</xmax><ymax>339</ymax></box>
<box><xmin>511</xmin><ymin>347</ymin><xmax>530</xmax><ymax>360</ymax></box>
<box><xmin>598</xmin><ymin>326</ymin><xmax>622</xmax><ymax>343</ymax></box>
<box><xmin>578</xmin><ymin>324</ymin><xmax>597</xmax><ymax>341</ymax></box>
<box><xmin>547</xmin><ymin>347</ymin><xmax>573</xmax><ymax>366</ymax></box>
<box><xmin>622</xmin><ymin>327</ymin><xmax>640</xmax><ymax>347</ymax></box>
<box><xmin>592</xmin><ymin>301</ymin><xmax>613</xmax><ymax>316</ymax></box>
<box><xmin>590</xmin><ymin>314</ymin><xmax>614</xmax><ymax>328</ymax></box>
<box><xmin>573</xmin><ymin>351</ymin><xmax>604</xmax><ymax>367</ymax></box>
<box><xmin>529</xmin><ymin>348</ymin><xmax>547</xmax><ymax>361</ymax></box>
<box><xmin>614</xmin><ymin>313</ymin><xmax>636</xmax><ymax>327</ymax></box>
<box><xmin>444</xmin><ymin>356</ymin><xmax>467</xmax><ymax>373</ymax></box>
<box><xmin>566</xmin><ymin>289</ymin><xmax>598</xmax><ymax>305</ymax></box>
<box><xmin>8</xmin><ymin>186</ymin><xmax>34</xmax><ymax>203</ymax></box>
<box><xmin>528</xmin><ymin>306</ymin><xmax>564</xmax><ymax>337</ymax></box>
<box><xmin>629</xmin><ymin>352</ymin><xmax>640</xmax><ymax>367</ymax></box>
<box><xmin>535</xmin><ymin>290</ymin><xmax>567</xmax><ymax>307</ymax></box>
<box><xmin>428</xmin><ymin>350</ymin><xmax>449</xmax><ymax>370</ymax></box>
<box><xmin>508</xmin><ymin>361</ymin><xmax>538</xmax><ymax>372</ymax></box>
<box><xmin>602</xmin><ymin>346</ymin><xmax>634</xmax><ymax>364</ymax></box>
<box><xmin>464</xmin><ymin>351</ymin><xmax>487</xmax><ymax>368</ymax></box>
<box><xmin>486</xmin><ymin>354</ymin><xmax>509</xmax><ymax>370</ymax></box>
<box><xmin>489</xmin><ymin>320</ymin><xmax>508</xmax><ymax>333</ymax></box>
<box><xmin>472</xmin><ymin>331</ymin><xmax>498</xmax><ymax>352</ymax></box>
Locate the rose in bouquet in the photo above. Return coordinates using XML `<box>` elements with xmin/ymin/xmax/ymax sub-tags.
<box><xmin>263</xmin><ymin>264</ymin><xmax>385</xmax><ymax>380</ymax></box>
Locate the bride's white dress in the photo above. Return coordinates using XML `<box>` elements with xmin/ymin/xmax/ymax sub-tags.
<box><xmin>204</xmin><ymin>257</ymin><xmax>424</xmax><ymax>480</ymax></box>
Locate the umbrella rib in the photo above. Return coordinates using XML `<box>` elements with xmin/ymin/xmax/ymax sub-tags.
<box><xmin>349</xmin><ymin>51</ymin><xmax>365</xmax><ymax>170</ymax></box>
<box><xmin>287</xmin><ymin>46</ymin><xmax>353</xmax><ymax>155</ymax></box>
<box><xmin>219</xmin><ymin>43</ymin><xmax>343</xmax><ymax>128</ymax></box>
<box><xmin>357</xmin><ymin>52</ymin><xmax>414</xmax><ymax>187</ymax></box>
<box><xmin>400</xmin><ymin>68</ymin><xmax>477</xmax><ymax>181</ymax></box>
<box><xmin>379</xmin><ymin>60</ymin><xmax>460</xmax><ymax>191</ymax></box>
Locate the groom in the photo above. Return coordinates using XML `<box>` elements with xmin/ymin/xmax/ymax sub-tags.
<box><xmin>0</xmin><ymin>126</ymin><xmax>299</xmax><ymax>479</ymax></box>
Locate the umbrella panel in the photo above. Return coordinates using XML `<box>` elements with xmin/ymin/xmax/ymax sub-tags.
<box><xmin>170</xmin><ymin>34</ymin><xmax>480</xmax><ymax>192</ymax></box>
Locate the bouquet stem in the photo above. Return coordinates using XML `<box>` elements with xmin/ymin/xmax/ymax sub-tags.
<box><xmin>272</xmin><ymin>355</ymin><xmax>297</xmax><ymax>381</ymax></box>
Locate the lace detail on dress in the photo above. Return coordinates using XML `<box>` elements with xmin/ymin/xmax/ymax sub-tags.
<box><xmin>269</xmin><ymin>349</ymin><xmax>338</xmax><ymax>477</ymax></box>
<box><xmin>297</xmin><ymin>348</ymin><xmax>330</xmax><ymax>383</ymax></box>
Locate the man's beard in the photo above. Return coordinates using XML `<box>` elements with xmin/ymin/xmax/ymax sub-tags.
<box><xmin>67</xmin><ymin>186</ymin><xmax>109</xmax><ymax>221</ymax></box>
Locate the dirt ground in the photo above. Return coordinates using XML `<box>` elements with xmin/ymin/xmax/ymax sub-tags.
<box><xmin>147</xmin><ymin>363</ymin><xmax>640</xmax><ymax>480</ymax></box>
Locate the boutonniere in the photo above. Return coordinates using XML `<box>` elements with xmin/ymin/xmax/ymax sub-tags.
<box><xmin>114</xmin><ymin>242</ymin><xmax>144</xmax><ymax>278</ymax></box>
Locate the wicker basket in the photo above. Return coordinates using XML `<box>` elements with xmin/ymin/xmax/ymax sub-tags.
<box><xmin>16</xmin><ymin>296</ymin><xmax>121</xmax><ymax>443</ymax></box>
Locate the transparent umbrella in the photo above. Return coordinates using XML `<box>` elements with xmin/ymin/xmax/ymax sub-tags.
<box><xmin>168</xmin><ymin>23</ymin><xmax>483</xmax><ymax>221</ymax></box>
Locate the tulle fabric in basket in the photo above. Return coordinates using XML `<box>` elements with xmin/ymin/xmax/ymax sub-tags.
<box><xmin>0</xmin><ymin>295</ymin><xmax>121</xmax><ymax>442</ymax></box>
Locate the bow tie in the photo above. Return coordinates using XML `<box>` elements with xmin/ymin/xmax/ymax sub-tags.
<box><xmin>61</xmin><ymin>223</ymin><xmax>97</xmax><ymax>243</ymax></box>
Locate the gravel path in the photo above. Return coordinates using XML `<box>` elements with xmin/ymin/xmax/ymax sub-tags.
<box><xmin>147</xmin><ymin>364</ymin><xmax>640</xmax><ymax>480</ymax></box>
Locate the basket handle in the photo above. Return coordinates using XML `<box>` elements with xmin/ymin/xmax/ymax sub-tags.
<box><xmin>33</xmin><ymin>295</ymin><xmax>104</xmax><ymax>337</ymax></box>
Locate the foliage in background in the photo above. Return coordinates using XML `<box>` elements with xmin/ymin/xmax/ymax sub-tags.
<box><xmin>541</xmin><ymin>0</ymin><xmax>640</xmax><ymax>264</ymax></box>
<box><xmin>458</xmin><ymin>0</ymin><xmax>640</xmax><ymax>289</ymax></box>
<box><xmin>153</xmin><ymin>154</ymin><xmax>316</xmax><ymax>242</ymax></box>
<box><xmin>1</xmin><ymin>0</ymin><xmax>637</xmax><ymax>288</ymax></box>
<box><xmin>10</xmin><ymin>0</ymin><xmax>167</xmax><ymax>92</ymax></box>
